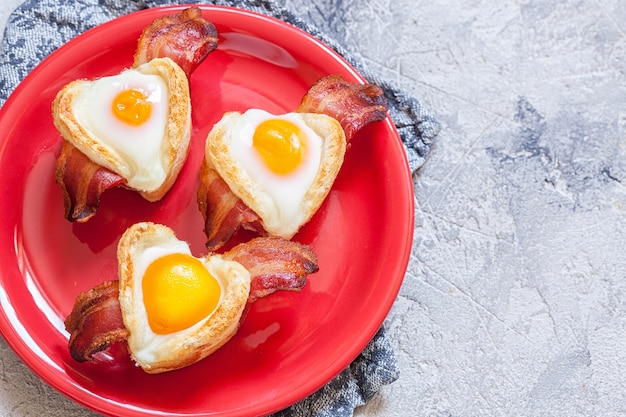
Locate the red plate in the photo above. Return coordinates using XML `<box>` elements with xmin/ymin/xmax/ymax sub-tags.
<box><xmin>0</xmin><ymin>5</ymin><xmax>413</xmax><ymax>416</ymax></box>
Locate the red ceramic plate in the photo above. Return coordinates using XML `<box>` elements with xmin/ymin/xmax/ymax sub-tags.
<box><xmin>0</xmin><ymin>5</ymin><xmax>413</xmax><ymax>417</ymax></box>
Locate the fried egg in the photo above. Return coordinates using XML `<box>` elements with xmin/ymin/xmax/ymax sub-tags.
<box><xmin>117</xmin><ymin>222</ymin><xmax>250</xmax><ymax>373</ymax></box>
<box><xmin>52</xmin><ymin>57</ymin><xmax>191</xmax><ymax>201</ymax></box>
<box><xmin>205</xmin><ymin>109</ymin><xmax>346</xmax><ymax>238</ymax></box>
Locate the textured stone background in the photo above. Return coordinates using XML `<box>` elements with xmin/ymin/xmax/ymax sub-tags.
<box><xmin>3</xmin><ymin>0</ymin><xmax>626</xmax><ymax>416</ymax></box>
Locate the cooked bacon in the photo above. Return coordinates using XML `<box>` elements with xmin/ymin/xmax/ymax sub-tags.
<box><xmin>197</xmin><ymin>165</ymin><xmax>265</xmax><ymax>251</ymax></box>
<box><xmin>55</xmin><ymin>142</ymin><xmax>126</xmax><ymax>223</ymax></box>
<box><xmin>64</xmin><ymin>280</ymin><xmax>129</xmax><ymax>362</ymax></box>
<box><xmin>133</xmin><ymin>7</ymin><xmax>218</xmax><ymax>78</ymax></box>
<box><xmin>224</xmin><ymin>236</ymin><xmax>319</xmax><ymax>303</ymax></box>
<box><xmin>297</xmin><ymin>74</ymin><xmax>389</xmax><ymax>142</ymax></box>
<box><xmin>64</xmin><ymin>238</ymin><xmax>318</xmax><ymax>363</ymax></box>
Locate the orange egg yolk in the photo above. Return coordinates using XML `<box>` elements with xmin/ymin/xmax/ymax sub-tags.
<box><xmin>252</xmin><ymin>119</ymin><xmax>306</xmax><ymax>175</ymax></box>
<box><xmin>142</xmin><ymin>253</ymin><xmax>221</xmax><ymax>334</ymax></box>
<box><xmin>112</xmin><ymin>89</ymin><xmax>152</xmax><ymax>126</ymax></box>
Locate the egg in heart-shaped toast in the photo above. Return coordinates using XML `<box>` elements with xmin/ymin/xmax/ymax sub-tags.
<box><xmin>52</xmin><ymin>57</ymin><xmax>191</xmax><ymax>202</ymax></box>
<box><xmin>203</xmin><ymin>108</ymin><xmax>346</xmax><ymax>240</ymax></box>
<box><xmin>117</xmin><ymin>222</ymin><xmax>250</xmax><ymax>373</ymax></box>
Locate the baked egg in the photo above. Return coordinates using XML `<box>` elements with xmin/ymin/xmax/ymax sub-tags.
<box><xmin>205</xmin><ymin>109</ymin><xmax>346</xmax><ymax>238</ymax></box>
<box><xmin>52</xmin><ymin>57</ymin><xmax>191</xmax><ymax>201</ymax></box>
<box><xmin>117</xmin><ymin>222</ymin><xmax>250</xmax><ymax>373</ymax></box>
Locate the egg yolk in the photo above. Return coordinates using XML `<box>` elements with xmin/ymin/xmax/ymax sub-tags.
<box><xmin>112</xmin><ymin>89</ymin><xmax>152</xmax><ymax>126</ymax></box>
<box><xmin>142</xmin><ymin>253</ymin><xmax>221</xmax><ymax>334</ymax></box>
<box><xmin>252</xmin><ymin>119</ymin><xmax>306</xmax><ymax>175</ymax></box>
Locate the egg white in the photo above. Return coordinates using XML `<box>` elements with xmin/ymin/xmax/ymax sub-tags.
<box><xmin>227</xmin><ymin>109</ymin><xmax>323</xmax><ymax>236</ymax></box>
<box><xmin>72</xmin><ymin>67</ymin><xmax>169</xmax><ymax>191</ymax></box>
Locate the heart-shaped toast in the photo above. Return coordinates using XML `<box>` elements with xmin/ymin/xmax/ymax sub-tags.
<box><xmin>52</xmin><ymin>57</ymin><xmax>191</xmax><ymax>202</ymax></box>
<box><xmin>117</xmin><ymin>222</ymin><xmax>250</xmax><ymax>374</ymax></box>
<box><xmin>204</xmin><ymin>109</ymin><xmax>346</xmax><ymax>239</ymax></box>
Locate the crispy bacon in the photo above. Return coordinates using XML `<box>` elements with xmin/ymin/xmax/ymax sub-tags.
<box><xmin>197</xmin><ymin>165</ymin><xmax>265</xmax><ymax>251</ymax></box>
<box><xmin>56</xmin><ymin>8</ymin><xmax>218</xmax><ymax>223</ymax></box>
<box><xmin>224</xmin><ymin>236</ymin><xmax>319</xmax><ymax>303</ymax></box>
<box><xmin>55</xmin><ymin>142</ymin><xmax>126</xmax><ymax>223</ymax></box>
<box><xmin>297</xmin><ymin>74</ymin><xmax>389</xmax><ymax>142</ymax></box>
<box><xmin>64</xmin><ymin>280</ymin><xmax>129</xmax><ymax>362</ymax></box>
<box><xmin>65</xmin><ymin>238</ymin><xmax>318</xmax><ymax>363</ymax></box>
<box><xmin>133</xmin><ymin>7</ymin><xmax>218</xmax><ymax>78</ymax></box>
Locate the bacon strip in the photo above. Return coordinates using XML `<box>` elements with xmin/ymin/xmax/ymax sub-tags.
<box><xmin>224</xmin><ymin>236</ymin><xmax>319</xmax><ymax>303</ymax></box>
<box><xmin>133</xmin><ymin>7</ymin><xmax>218</xmax><ymax>78</ymax></box>
<box><xmin>65</xmin><ymin>237</ymin><xmax>318</xmax><ymax>363</ymax></box>
<box><xmin>197</xmin><ymin>165</ymin><xmax>265</xmax><ymax>251</ymax></box>
<box><xmin>297</xmin><ymin>74</ymin><xmax>389</xmax><ymax>142</ymax></box>
<box><xmin>55</xmin><ymin>142</ymin><xmax>126</xmax><ymax>223</ymax></box>
<box><xmin>64</xmin><ymin>281</ymin><xmax>129</xmax><ymax>362</ymax></box>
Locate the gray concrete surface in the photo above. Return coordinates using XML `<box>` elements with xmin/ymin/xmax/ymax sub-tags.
<box><xmin>3</xmin><ymin>0</ymin><xmax>626</xmax><ymax>416</ymax></box>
